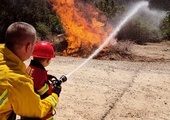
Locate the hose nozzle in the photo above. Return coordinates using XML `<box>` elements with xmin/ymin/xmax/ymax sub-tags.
<box><xmin>50</xmin><ymin>75</ymin><xmax>67</xmax><ymax>88</ymax></box>
<box><xmin>59</xmin><ymin>75</ymin><xmax>67</xmax><ymax>83</ymax></box>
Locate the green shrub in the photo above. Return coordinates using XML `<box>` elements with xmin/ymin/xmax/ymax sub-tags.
<box><xmin>160</xmin><ymin>13</ymin><xmax>170</xmax><ymax>40</ymax></box>
<box><xmin>36</xmin><ymin>22</ymin><xmax>51</xmax><ymax>39</ymax></box>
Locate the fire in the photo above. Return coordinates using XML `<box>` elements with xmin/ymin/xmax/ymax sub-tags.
<box><xmin>50</xmin><ymin>0</ymin><xmax>114</xmax><ymax>57</ymax></box>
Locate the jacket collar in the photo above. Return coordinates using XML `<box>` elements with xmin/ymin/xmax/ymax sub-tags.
<box><xmin>30</xmin><ymin>59</ymin><xmax>45</xmax><ymax>70</ymax></box>
<box><xmin>0</xmin><ymin>44</ymin><xmax>26</xmax><ymax>72</ymax></box>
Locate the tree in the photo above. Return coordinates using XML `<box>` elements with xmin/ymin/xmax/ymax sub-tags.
<box><xmin>0</xmin><ymin>0</ymin><xmax>63</xmax><ymax>42</ymax></box>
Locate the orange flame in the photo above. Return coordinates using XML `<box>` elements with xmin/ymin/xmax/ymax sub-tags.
<box><xmin>50</xmin><ymin>0</ymin><xmax>114</xmax><ymax>57</ymax></box>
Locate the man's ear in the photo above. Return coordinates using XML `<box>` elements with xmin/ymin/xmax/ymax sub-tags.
<box><xmin>25</xmin><ymin>42</ymin><xmax>31</xmax><ymax>52</ymax></box>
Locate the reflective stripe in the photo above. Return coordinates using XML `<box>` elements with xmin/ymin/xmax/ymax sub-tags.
<box><xmin>48</xmin><ymin>95</ymin><xmax>57</xmax><ymax>107</ymax></box>
<box><xmin>0</xmin><ymin>89</ymin><xmax>8</xmax><ymax>107</ymax></box>
<box><xmin>37</xmin><ymin>83</ymin><xmax>49</xmax><ymax>95</ymax></box>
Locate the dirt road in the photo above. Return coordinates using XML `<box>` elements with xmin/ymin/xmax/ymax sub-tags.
<box><xmin>40</xmin><ymin>56</ymin><xmax>170</xmax><ymax>120</ymax></box>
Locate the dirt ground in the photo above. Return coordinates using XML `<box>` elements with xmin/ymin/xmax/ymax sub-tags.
<box><xmin>129</xmin><ymin>41</ymin><xmax>170</xmax><ymax>62</ymax></box>
<box><xmin>23</xmin><ymin>41</ymin><xmax>170</xmax><ymax>120</ymax></box>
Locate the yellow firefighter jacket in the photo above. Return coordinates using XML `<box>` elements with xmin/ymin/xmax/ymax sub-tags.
<box><xmin>0</xmin><ymin>44</ymin><xmax>59</xmax><ymax>120</ymax></box>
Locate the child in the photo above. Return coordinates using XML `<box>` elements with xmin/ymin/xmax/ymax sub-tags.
<box><xmin>25</xmin><ymin>41</ymin><xmax>61</xmax><ymax>120</ymax></box>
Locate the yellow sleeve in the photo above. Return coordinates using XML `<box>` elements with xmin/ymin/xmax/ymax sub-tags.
<box><xmin>8</xmin><ymin>75</ymin><xmax>59</xmax><ymax>118</ymax></box>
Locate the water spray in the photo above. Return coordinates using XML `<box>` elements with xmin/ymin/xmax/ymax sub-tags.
<box><xmin>59</xmin><ymin>1</ymin><xmax>149</xmax><ymax>83</ymax></box>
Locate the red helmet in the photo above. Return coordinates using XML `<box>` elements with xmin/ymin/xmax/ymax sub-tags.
<box><xmin>32</xmin><ymin>41</ymin><xmax>55</xmax><ymax>58</ymax></box>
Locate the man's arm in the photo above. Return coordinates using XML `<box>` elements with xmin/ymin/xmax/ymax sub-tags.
<box><xmin>8</xmin><ymin>75</ymin><xmax>59</xmax><ymax>118</ymax></box>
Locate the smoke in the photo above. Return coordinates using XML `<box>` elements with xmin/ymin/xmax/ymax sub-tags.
<box><xmin>141</xmin><ymin>7</ymin><xmax>167</xmax><ymax>29</ymax></box>
<box><xmin>114</xmin><ymin>0</ymin><xmax>167</xmax><ymax>24</ymax></box>
<box><xmin>115</xmin><ymin>1</ymin><xmax>167</xmax><ymax>42</ymax></box>
<box><xmin>134</xmin><ymin>5</ymin><xmax>167</xmax><ymax>38</ymax></box>
<box><xmin>132</xmin><ymin>0</ymin><xmax>167</xmax><ymax>30</ymax></box>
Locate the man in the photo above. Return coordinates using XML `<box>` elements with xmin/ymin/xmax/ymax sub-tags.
<box><xmin>0</xmin><ymin>22</ymin><xmax>61</xmax><ymax>120</ymax></box>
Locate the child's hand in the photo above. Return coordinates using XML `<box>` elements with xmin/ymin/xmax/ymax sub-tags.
<box><xmin>52</xmin><ymin>85</ymin><xmax>62</xmax><ymax>97</ymax></box>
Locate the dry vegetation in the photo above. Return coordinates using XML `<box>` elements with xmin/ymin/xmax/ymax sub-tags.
<box><xmin>50</xmin><ymin>35</ymin><xmax>170</xmax><ymax>62</ymax></box>
<box><xmin>95</xmin><ymin>40</ymin><xmax>170</xmax><ymax>62</ymax></box>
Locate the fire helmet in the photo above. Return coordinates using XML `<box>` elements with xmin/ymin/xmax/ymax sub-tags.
<box><xmin>32</xmin><ymin>41</ymin><xmax>55</xmax><ymax>58</ymax></box>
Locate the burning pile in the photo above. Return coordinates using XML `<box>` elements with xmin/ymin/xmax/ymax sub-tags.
<box><xmin>50</xmin><ymin>0</ymin><xmax>114</xmax><ymax>57</ymax></box>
